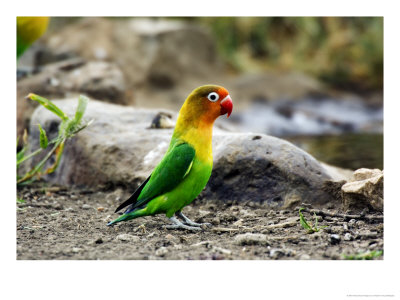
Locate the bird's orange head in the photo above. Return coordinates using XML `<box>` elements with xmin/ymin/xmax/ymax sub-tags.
<box><xmin>179</xmin><ymin>85</ymin><xmax>233</xmax><ymax>126</ymax></box>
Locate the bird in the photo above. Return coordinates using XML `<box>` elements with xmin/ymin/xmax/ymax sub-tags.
<box><xmin>17</xmin><ymin>17</ymin><xmax>49</xmax><ymax>58</ymax></box>
<box><xmin>108</xmin><ymin>84</ymin><xmax>233</xmax><ymax>230</ymax></box>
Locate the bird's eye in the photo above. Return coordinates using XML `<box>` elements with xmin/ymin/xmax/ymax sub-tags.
<box><xmin>207</xmin><ymin>92</ymin><xmax>219</xmax><ymax>102</ymax></box>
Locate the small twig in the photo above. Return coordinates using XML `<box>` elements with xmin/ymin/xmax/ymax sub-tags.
<box><xmin>211</xmin><ymin>227</ymin><xmax>239</xmax><ymax>233</ymax></box>
<box><xmin>300</xmin><ymin>207</ymin><xmax>383</xmax><ymax>222</ymax></box>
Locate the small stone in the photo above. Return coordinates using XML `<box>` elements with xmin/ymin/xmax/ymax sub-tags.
<box><xmin>343</xmin><ymin>223</ymin><xmax>349</xmax><ymax>231</ymax></box>
<box><xmin>116</xmin><ymin>234</ymin><xmax>140</xmax><ymax>242</ymax></box>
<box><xmin>97</xmin><ymin>206</ymin><xmax>105</xmax><ymax>212</ymax></box>
<box><xmin>234</xmin><ymin>233</ymin><xmax>269</xmax><ymax>246</ymax></box>
<box><xmin>82</xmin><ymin>204</ymin><xmax>92</xmax><ymax>210</ymax></box>
<box><xmin>165</xmin><ymin>234</ymin><xmax>175</xmax><ymax>240</ymax></box>
<box><xmin>349</xmin><ymin>219</ymin><xmax>356</xmax><ymax>225</ymax></box>
<box><xmin>330</xmin><ymin>234</ymin><xmax>341</xmax><ymax>245</ymax></box>
<box><xmin>356</xmin><ymin>220</ymin><xmax>365</xmax><ymax>227</ymax></box>
<box><xmin>213</xmin><ymin>246</ymin><xmax>232</xmax><ymax>255</ymax></box>
<box><xmin>344</xmin><ymin>233</ymin><xmax>353</xmax><ymax>241</ymax></box>
<box><xmin>232</xmin><ymin>219</ymin><xmax>244</xmax><ymax>227</ymax></box>
<box><xmin>269</xmin><ymin>248</ymin><xmax>285</xmax><ymax>259</ymax></box>
<box><xmin>299</xmin><ymin>254</ymin><xmax>311</xmax><ymax>260</ymax></box>
<box><xmin>155</xmin><ymin>247</ymin><xmax>168</xmax><ymax>257</ymax></box>
<box><xmin>72</xmin><ymin>247</ymin><xmax>81</xmax><ymax>253</ymax></box>
<box><xmin>150</xmin><ymin>112</ymin><xmax>175</xmax><ymax>129</ymax></box>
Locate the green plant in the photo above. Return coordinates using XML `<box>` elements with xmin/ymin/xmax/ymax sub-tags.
<box><xmin>17</xmin><ymin>93</ymin><xmax>93</xmax><ymax>185</ymax></box>
<box><xmin>343</xmin><ymin>250</ymin><xmax>383</xmax><ymax>260</ymax></box>
<box><xmin>299</xmin><ymin>208</ymin><xmax>328</xmax><ymax>234</ymax></box>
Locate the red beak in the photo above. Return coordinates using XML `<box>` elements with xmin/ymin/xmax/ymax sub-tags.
<box><xmin>220</xmin><ymin>95</ymin><xmax>233</xmax><ymax>118</ymax></box>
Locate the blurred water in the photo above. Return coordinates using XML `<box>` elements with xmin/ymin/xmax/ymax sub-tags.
<box><xmin>230</xmin><ymin>97</ymin><xmax>383</xmax><ymax>170</ymax></box>
<box><xmin>286</xmin><ymin>134</ymin><xmax>383</xmax><ymax>170</ymax></box>
<box><xmin>236</xmin><ymin>98</ymin><xmax>383</xmax><ymax>136</ymax></box>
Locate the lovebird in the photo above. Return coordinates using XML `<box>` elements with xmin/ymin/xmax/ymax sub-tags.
<box><xmin>108</xmin><ymin>85</ymin><xmax>233</xmax><ymax>230</ymax></box>
<box><xmin>17</xmin><ymin>17</ymin><xmax>49</xmax><ymax>58</ymax></box>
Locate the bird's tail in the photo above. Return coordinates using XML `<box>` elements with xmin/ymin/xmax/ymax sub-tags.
<box><xmin>107</xmin><ymin>208</ymin><xmax>147</xmax><ymax>226</ymax></box>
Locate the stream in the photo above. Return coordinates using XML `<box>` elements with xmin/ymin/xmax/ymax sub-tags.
<box><xmin>227</xmin><ymin>97</ymin><xmax>383</xmax><ymax>170</ymax></box>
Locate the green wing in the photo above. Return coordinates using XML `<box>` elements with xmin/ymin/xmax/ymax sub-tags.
<box><xmin>122</xmin><ymin>141</ymin><xmax>195</xmax><ymax>213</ymax></box>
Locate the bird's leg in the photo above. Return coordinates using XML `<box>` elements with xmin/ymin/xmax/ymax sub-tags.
<box><xmin>165</xmin><ymin>216</ymin><xmax>202</xmax><ymax>231</ymax></box>
<box><xmin>175</xmin><ymin>211</ymin><xmax>211</xmax><ymax>227</ymax></box>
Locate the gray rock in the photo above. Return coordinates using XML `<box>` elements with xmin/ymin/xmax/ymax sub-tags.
<box><xmin>299</xmin><ymin>254</ymin><xmax>311</xmax><ymax>260</ymax></box>
<box><xmin>116</xmin><ymin>234</ymin><xmax>140</xmax><ymax>242</ymax></box>
<box><xmin>155</xmin><ymin>246</ymin><xmax>168</xmax><ymax>257</ymax></box>
<box><xmin>269</xmin><ymin>248</ymin><xmax>285</xmax><ymax>259</ymax></box>
<box><xmin>344</xmin><ymin>233</ymin><xmax>353</xmax><ymax>241</ymax></box>
<box><xmin>234</xmin><ymin>233</ymin><xmax>269</xmax><ymax>246</ymax></box>
<box><xmin>43</xmin><ymin>17</ymin><xmax>221</xmax><ymax>93</ymax></box>
<box><xmin>342</xmin><ymin>168</ymin><xmax>383</xmax><ymax>212</ymax></box>
<box><xmin>28</xmin><ymin>99</ymin><xmax>340</xmax><ymax>206</ymax></box>
<box><xmin>17</xmin><ymin>59</ymin><xmax>126</xmax><ymax>138</ymax></box>
<box><xmin>329</xmin><ymin>234</ymin><xmax>341</xmax><ymax>245</ymax></box>
<box><xmin>81</xmin><ymin>204</ymin><xmax>92</xmax><ymax>210</ymax></box>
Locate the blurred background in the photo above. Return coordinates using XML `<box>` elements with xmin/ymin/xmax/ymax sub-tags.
<box><xmin>17</xmin><ymin>17</ymin><xmax>383</xmax><ymax>170</ymax></box>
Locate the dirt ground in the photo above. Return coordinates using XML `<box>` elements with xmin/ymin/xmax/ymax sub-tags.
<box><xmin>16</xmin><ymin>184</ymin><xmax>384</xmax><ymax>260</ymax></box>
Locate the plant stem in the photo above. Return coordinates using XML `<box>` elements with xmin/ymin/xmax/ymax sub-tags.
<box><xmin>17</xmin><ymin>139</ymin><xmax>64</xmax><ymax>184</ymax></box>
<box><xmin>17</xmin><ymin>148</ymin><xmax>43</xmax><ymax>166</ymax></box>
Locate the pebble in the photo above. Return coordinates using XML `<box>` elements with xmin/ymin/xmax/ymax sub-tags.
<box><xmin>82</xmin><ymin>204</ymin><xmax>92</xmax><ymax>210</ymax></box>
<box><xmin>329</xmin><ymin>234</ymin><xmax>341</xmax><ymax>245</ymax></box>
<box><xmin>232</xmin><ymin>219</ymin><xmax>244</xmax><ymax>227</ymax></box>
<box><xmin>269</xmin><ymin>248</ymin><xmax>285</xmax><ymax>259</ymax></box>
<box><xmin>234</xmin><ymin>233</ymin><xmax>270</xmax><ymax>246</ymax></box>
<box><xmin>299</xmin><ymin>254</ymin><xmax>311</xmax><ymax>260</ymax></box>
<box><xmin>344</xmin><ymin>233</ymin><xmax>353</xmax><ymax>241</ymax></box>
<box><xmin>173</xmin><ymin>244</ymin><xmax>183</xmax><ymax>250</ymax></box>
<box><xmin>213</xmin><ymin>246</ymin><xmax>232</xmax><ymax>255</ymax></box>
<box><xmin>356</xmin><ymin>220</ymin><xmax>365</xmax><ymax>227</ymax></box>
<box><xmin>116</xmin><ymin>234</ymin><xmax>140</xmax><ymax>242</ymax></box>
<box><xmin>165</xmin><ymin>234</ymin><xmax>175</xmax><ymax>240</ymax></box>
<box><xmin>343</xmin><ymin>223</ymin><xmax>349</xmax><ymax>231</ymax></box>
<box><xmin>369</xmin><ymin>242</ymin><xmax>378</xmax><ymax>249</ymax></box>
<box><xmin>97</xmin><ymin>207</ymin><xmax>105</xmax><ymax>212</ymax></box>
<box><xmin>72</xmin><ymin>247</ymin><xmax>81</xmax><ymax>253</ymax></box>
<box><xmin>155</xmin><ymin>247</ymin><xmax>168</xmax><ymax>257</ymax></box>
<box><xmin>349</xmin><ymin>219</ymin><xmax>357</xmax><ymax>225</ymax></box>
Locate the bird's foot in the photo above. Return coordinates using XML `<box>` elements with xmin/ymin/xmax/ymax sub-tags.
<box><xmin>175</xmin><ymin>211</ymin><xmax>211</xmax><ymax>228</ymax></box>
<box><xmin>165</xmin><ymin>216</ymin><xmax>202</xmax><ymax>231</ymax></box>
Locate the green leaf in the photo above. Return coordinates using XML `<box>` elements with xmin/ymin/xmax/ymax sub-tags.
<box><xmin>299</xmin><ymin>208</ymin><xmax>313</xmax><ymax>233</ymax></box>
<box><xmin>64</xmin><ymin>95</ymin><xmax>90</xmax><ymax>136</ymax></box>
<box><xmin>27</xmin><ymin>93</ymin><xmax>69</xmax><ymax>121</ymax></box>
<box><xmin>343</xmin><ymin>250</ymin><xmax>383</xmax><ymax>260</ymax></box>
<box><xmin>38</xmin><ymin>124</ymin><xmax>48</xmax><ymax>149</ymax></box>
<box><xmin>17</xmin><ymin>146</ymin><xmax>26</xmax><ymax>163</ymax></box>
<box><xmin>17</xmin><ymin>148</ymin><xmax>42</xmax><ymax>166</ymax></box>
<box><xmin>74</xmin><ymin>95</ymin><xmax>89</xmax><ymax>125</ymax></box>
<box><xmin>17</xmin><ymin>198</ymin><xmax>26</xmax><ymax>203</ymax></box>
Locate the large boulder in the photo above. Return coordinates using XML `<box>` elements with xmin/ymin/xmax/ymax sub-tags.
<box><xmin>17</xmin><ymin>59</ymin><xmax>126</xmax><ymax>138</ymax></box>
<box><xmin>43</xmin><ymin>18</ymin><xmax>221</xmax><ymax>92</ymax></box>
<box><xmin>27</xmin><ymin>99</ymin><xmax>344</xmax><ymax>207</ymax></box>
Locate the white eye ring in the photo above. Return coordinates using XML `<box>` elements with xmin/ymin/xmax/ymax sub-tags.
<box><xmin>207</xmin><ymin>92</ymin><xmax>219</xmax><ymax>102</ymax></box>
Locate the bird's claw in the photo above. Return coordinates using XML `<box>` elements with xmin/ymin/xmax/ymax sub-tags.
<box><xmin>175</xmin><ymin>212</ymin><xmax>212</xmax><ymax>229</ymax></box>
